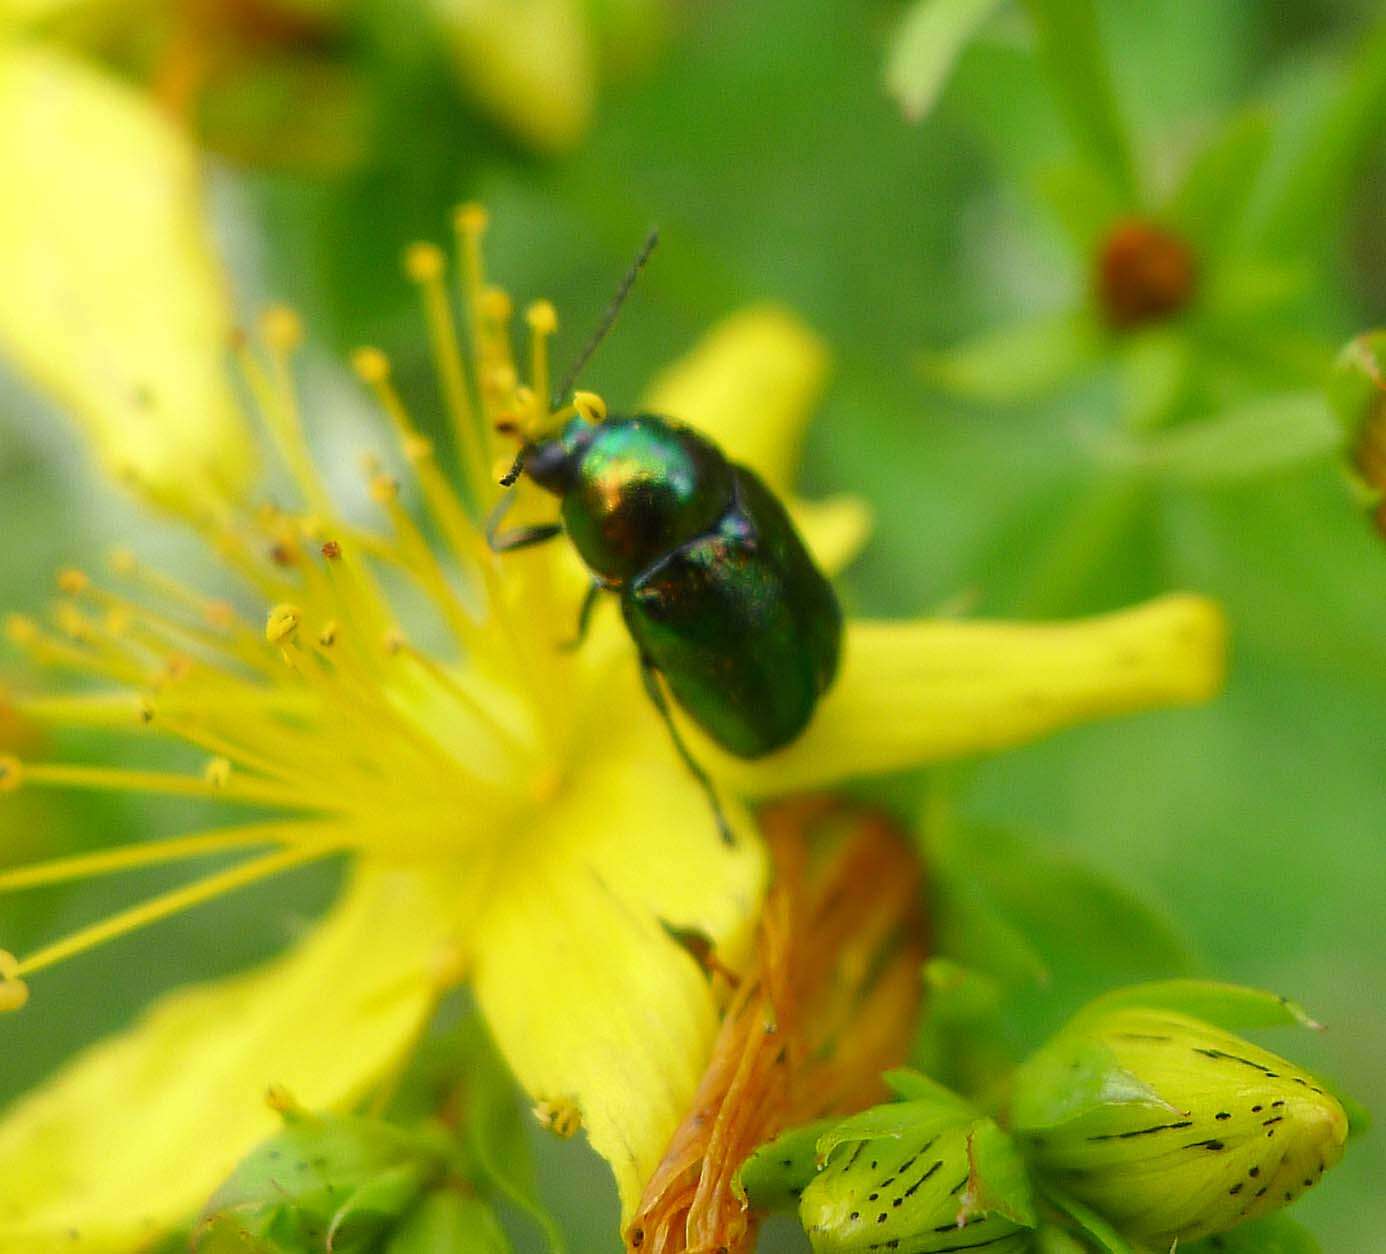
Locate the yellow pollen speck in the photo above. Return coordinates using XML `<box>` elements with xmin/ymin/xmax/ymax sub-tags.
<box><xmin>318</xmin><ymin>621</ymin><xmax>339</xmax><ymax>648</ymax></box>
<box><xmin>403</xmin><ymin>434</ymin><xmax>434</xmax><ymax>463</ymax></box>
<box><xmin>0</xmin><ymin>755</ymin><xmax>22</xmax><ymax>792</ymax></box>
<box><xmin>265</xmin><ymin>604</ymin><xmax>302</xmax><ymax>645</ymax></box>
<box><xmin>573</xmin><ymin>390</ymin><xmax>607</xmax><ymax>423</ymax></box>
<box><xmin>203</xmin><ymin>757</ymin><xmax>232</xmax><ymax>788</ymax></box>
<box><xmin>5</xmin><ymin>615</ymin><xmax>38</xmax><ymax>646</ymax></box>
<box><xmin>533</xmin><ymin>1097</ymin><xmax>582</xmax><ymax>1138</ymax></box>
<box><xmin>105</xmin><ymin>606</ymin><xmax>131</xmax><ymax>636</ymax></box>
<box><xmin>526</xmin><ymin>300</ymin><xmax>558</xmax><ymax>334</ymax></box>
<box><xmin>261</xmin><ymin>306</ymin><xmax>304</xmax><ymax>351</ymax></box>
<box><xmin>351</xmin><ymin>347</ymin><xmax>391</xmax><ymax>384</ymax></box>
<box><xmin>300</xmin><ymin>515</ymin><xmax>325</xmax><ymax>541</ymax></box>
<box><xmin>56</xmin><ymin>568</ymin><xmax>88</xmax><ymax>596</ymax></box>
<box><xmin>108</xmin><ymin>547</ymin><xmax>137</xmax><ymax>576</ymax></box>
<box><xmin>455</xmin><ymin>202</ymin><xmax>488</xmax><ymax>236</ymax></box>
<box><xmin>480</xmin><ymin>286</ymin><xmax>512</xmax><ymax>323</ymax></box>
<box><xmin>0</xmin><ymin>979</ymin><xmax>29</xmax><ymax>1013</ymax></box>
<box><xmin>404</xmin><ymin>242</ymin><xmax>445</xmax><ymax>282</ymax></box>
<box><xmin>55</xmin><ymin>604</ymin><xmax>88</xmax><ymax>640</ymax></box>
<box><xmin>369</xmin><ymin>475</ymin><xmax>399</xmax><ymax>505</ymax></box>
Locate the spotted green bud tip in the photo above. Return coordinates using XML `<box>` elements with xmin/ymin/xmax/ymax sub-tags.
<box><xmin>194</xmin><ymin>1106</ymin><xmax>449</xmax><ymax>1253</ymax></box>
<box><xmin>1011</xmin><ymin>1006</ymin><xmax>1349</xmax><ymax>1247</ymax></box>
<box><xmin>797</xmin><ymin>1085</ymin><xmax>1034</xmax><ymax>1253</ymax></box>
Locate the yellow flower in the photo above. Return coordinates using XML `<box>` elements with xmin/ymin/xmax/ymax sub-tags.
<box><xmin>0</xmin><ymin>209</ymin><xmax>1225</xmax><ymax>1251</ymax></box>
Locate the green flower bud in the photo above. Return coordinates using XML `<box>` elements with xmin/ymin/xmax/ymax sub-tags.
<box><xmin>738</xmin><ymin>1119</ymin><xmax>836</xmax><ymax>1212</ymax></box>
<box><xmin>795</xmin><ymin>1075</ymin><xmax>1035</xmax><ymax>1253</ymax></box>
<box><xmin>1328</xmin><ymin>331</ymin><xmax>1386</xmax><ymax>514</ymax></box>
<box><xmin>1011</xmin><ymin>1006</ymin><xmax>1349</xmax><ymax>1247</ymax></box>
<box><xmin>194</xmin><ymin>1097</ymin><xmax>451</xmax><ymax>1253</ymax></box>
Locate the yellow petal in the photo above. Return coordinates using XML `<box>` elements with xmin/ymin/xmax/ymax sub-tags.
<box><xmin>429</xmin><ymin>0</ymin><xmax>595</xmax><ymax>152</ymax></box>
<box><xmin>0</xmin><ymin>864</ymin><xmax>450</xmax><ymax>1252</ymax></box>
<box><xmin>470</xmin><ymin>758</ymin><xmax>766</xmax><ymax>1217</ymax></box>
<box><xmin>0</xmin><ymin>45</ymin><xmax>253</xmax><ymax>516</ymax></box>
<box><xmin>643</xmin><ymin>303</ymin><xmax>830</xmax><ymax>491</ymax></box>
<box><xmin>724</xmin><ymin>593</ymin><xmax>1227</xmax><ymax>795</ymax></box>
<box><xmin>789</xmin><ymin>492</ymin><xmax>874</xmax><ymax>576</ymax></box>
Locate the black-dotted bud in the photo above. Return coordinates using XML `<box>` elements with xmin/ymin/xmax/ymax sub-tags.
<box><xmin>1011</xmin><ymin>993</ymin><xmax>1349</xmax><ymax>1247</ymax></box>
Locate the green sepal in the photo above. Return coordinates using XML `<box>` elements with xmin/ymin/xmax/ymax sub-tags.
<box><xmin>737</xmin><ymin>1119</ymin><xmax>836</xmax><ymax>1212</ymax></box>
<box><xmin>816</xmin><ymin>1098</ymin><xmax>972</xmax><ymax>1163</ymax></box>
<box><xmin>1182</xmin><ymin>1212</ymin><xmax>1320</xmax><ymax>1254</ymax></box>
<box><xmin>964</xmin><ymin>1118</ymin><xmax>1038</xmax><ymax>1228</ymax></box>
<box><xmin>1009</xmin><ymin>1036</ymin><xmax>1177</xmax><ymax>1134</ymax></box>
<box><xmin>1072</xmin><ymin>979</ymin><xmax>1322</xmax><ymax>1033</ymax></box>
<box><xmin>384</xmin><ymin>1189</ymin><xmax>513</xmax><ymax>1254</ymax></box>
<box><xmin>883</xmin><ymin>1065</ymin><xmax>977</xmax><ymax>1108</ymax></box>
<box><xmin>194</xmin><ymin>1108</ymin><xmax>447</xmax><ymax>1253</ymax></box>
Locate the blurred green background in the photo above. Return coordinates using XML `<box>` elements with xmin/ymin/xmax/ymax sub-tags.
<box><xmin>1</xmin><ymin>0</ymin><xmax>1384</xmax><ymax>1249</ymax></box>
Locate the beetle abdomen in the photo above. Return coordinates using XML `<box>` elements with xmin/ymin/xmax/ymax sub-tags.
<box><xmin>621</xmin><ymin>466</ymin><xmax>841</xmax><ymax>758</ymax></box>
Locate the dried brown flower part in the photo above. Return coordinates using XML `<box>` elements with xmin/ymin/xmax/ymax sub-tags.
<box><xmin>1097</xmin><ymin>218</ymin><xmax>1197</xmax><ymax>330</ymax></box>
<box><xmin>626</xmin><ymin>797</ymin><xmax>928</xmax><ymax>1254</ymax></box>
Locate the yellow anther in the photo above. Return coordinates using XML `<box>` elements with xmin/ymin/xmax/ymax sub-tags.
<box><xmin>0</xmin><ymin>979</ymin><xmax>29</xmax><ymax>1013</ymax></box>
<box><xmin>104</xmin><ymin>606</ymin><xmax>131</xmax><ymax>636</ymax></box>
<box><xmin>299</xmin><ymin>515</ymin><xmax>325</xmax><ymax>541</ymax></box>
<box><xmin>260</xmin><ymin>305</ymin><xmax>304</xmax><ymax>351</ymax></box>
<box><xmin>265</xmin><ymin>604</ymin><xmax>303</xmax><ymax>645</ymax></box>
<box><xmin>351</xmin><ymin>346</ymin><xmax>392</xmax><ymax>384</ymax></box>
<box><xmin>526</xmin><ymin>300</ymin><xmax>558</xmax><ymax>335</ymax></box>
<box><xmin>0</xmin><ymin>755</ymin><xmax>22</xmax><ymax>792</ymax></box>
<box><xmin>485</xmin><ymin>362</ymin><xmax>518</xmax><ymax>397</ymax></box>
<box><xmin>318</xmin><ymin>620</ymin><xmax>339</xmax><ymax>648</ymax></box>
<box><xmin>404</xmin><ymin>241</ymin><xmax>446</xmax><ymax>282</ymax></box>
<box><xmin>108</xmin><ymin>547</ymin><xmax>137</xmax><ymax>576</ymax></box>
<box><xmin>403</xmin><ymin>434</ymin><xmax>434</xmax><ymax>463</ymax></box>
<box><xmin>480</xmin><ymin>286</ymin><xmax>513</xmax><ymax>323</ymax></box>
<box><xmin>5</xmin><ymin>615</ymin><xmax>38</xmax><ymax>647</ymax></box>
<box><xmin>369</xmin><ymin>475</ymin><xmax>400</xmax><ymax>505</ymax></box>
<box><xmin>204</xmin><ymin>757</ymin><xmax>232</xmax><ymax>788</ymax></box>
<box><xmin>0</xmin><ymin>950</ymin><xmax>17</xmax><ymax>979</ymax></box>
<box><xmin>56</xmin><ymin>568</ymin><xmax>89</xmax><ymax>596</ymax></box>
<box><xmin>321</xmin><ymin>540</ymin><xmax>342</xmax><ymax>561</ymax></box>
<box><xmin>454</xmin><ymin>202</ymin><xmax>488</xmax><ymax>237</ymax></box>
<box><xmin>573</xmin><ymin>390</ymin><xmax>607</xmax><ymax>423</ymax></box>
<box><xmin>532</xmin><ymin>1097</ymin><xmax>582</xmax><ymax>1138</ymax></box>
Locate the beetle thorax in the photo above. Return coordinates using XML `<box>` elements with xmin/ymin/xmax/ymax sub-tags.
<box><xmin>544</xmin><ymin>415</ymin><xmax>736</xmax><ymax>583</ymax></box>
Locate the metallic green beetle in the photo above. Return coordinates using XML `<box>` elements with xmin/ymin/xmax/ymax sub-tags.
<box><xmin>490</xmin><ymin>411</ymin><xmax>842</xmax><ymax>836</ymax></box>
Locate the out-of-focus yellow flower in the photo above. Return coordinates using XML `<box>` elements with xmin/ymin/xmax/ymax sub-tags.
<box><xmin>0</xmin><ymin>211</ymin><xmax>1225</xmax><ymax>1251</ymax></box>
<box><xmin>0</xmin><ymin>39</ymin><xmax>254</xmax><ymax>514</ymax></box>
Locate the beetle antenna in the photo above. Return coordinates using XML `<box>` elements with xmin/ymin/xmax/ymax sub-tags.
<box><xmin>551</xmin><ymin>227</ymin><xmax>659</xmax><ymax>409</ymax></box>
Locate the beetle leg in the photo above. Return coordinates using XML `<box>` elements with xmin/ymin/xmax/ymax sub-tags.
<box><xmin>639</xmin><ymin>657</ymin><xmax>734</xmax><ymax>846</ymax></box>
<box><xmin>486</xmin><ymin>487</ymin><xmax>563</xmax><ymax>553</ymax></box>
<box><xmin>559</xmin><ymin>581</ymin><xmax>603</xmax><ymax>652</ymax></box>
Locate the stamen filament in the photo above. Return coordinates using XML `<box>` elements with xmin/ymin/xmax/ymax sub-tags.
<box><xmin>0</xmin><ymin>821</ymin><xmax>329</xmax><ymax>892</ymax></box>
<box><xmin>17</xmin><ymin>761</ymin><xmax>336</xmax><ymax>812</ymax></box>
<box><xmin>12</xmin><ymin>844</ymin><xmax>337</xmax><ymax>978</ymax></box>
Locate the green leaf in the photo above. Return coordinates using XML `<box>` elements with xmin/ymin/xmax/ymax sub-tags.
<box><xmin>1166</xmin><ymin>108</ymin><xmax>1274</xmax><ymax>261</ymax></box>
<box><xmin>1035</xmin><ymin>1229</ymin><xmax>1090</xmax><ymax>1254</ymax></box>
<box><xmin>884</xmin><ymin>0</ymin><xmax>1006</xmax><ymax>123</ymax></box>
<box><xmin>456</xmin><ymin>1017</ymin><xmax>567</xmax><ymax>1253</ymax></box>
<box><xmin>1182</xmin><ymin>1212</ymin><xmax>1321</xmax><ymax>1254</ymax></box>
<box><xmin>1041</xmin><ymin>1186</ymin><xmax>1136</xmax><ymax>1254</ymax></box>
<box><xmin>385</xmin><ymin>1190</ymin><xmax>514</xmax><ymax>1254</ymax></box>
<box><xmin>1247</xmin><ymin>13</ymin><xmax>1386</xmax><ymax>261</ymax></box>
<box><xmin>1075</xmin><ymin>979</ymin><xmax>1322</xmax><ymax>1032</ymax></box>
<box><xmin>1105</xmin><ymin>393</ymin><xmax>1341</xmax><ymax>485</ymax></box>
<box><xmin>916</xmin><ymin>311</ymin><xmax>1098</xmax><ymax>405</ymax></box>
<box><xmin>963</xmin><ymin>1119</ymin><xmax>1038</xmax><ymax>1228</ymax></box>
<box><xmin>1018</xmin><ymin>0</ymin><xmax>1138</xmax><ymax>204</ymax></box>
